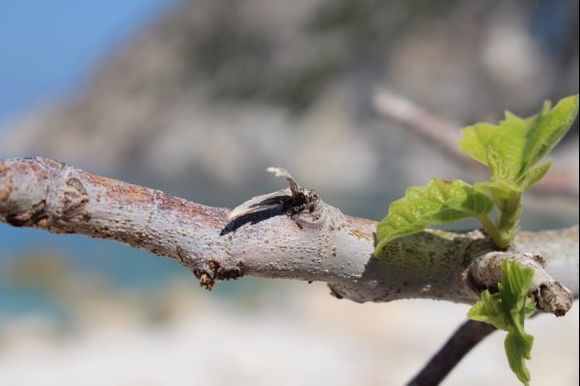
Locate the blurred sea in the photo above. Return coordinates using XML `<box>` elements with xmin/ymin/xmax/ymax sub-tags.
<box><xmin>0</xmin><ymin>225</ymin><xmax>184</xmax><ymax>316</ymax></box>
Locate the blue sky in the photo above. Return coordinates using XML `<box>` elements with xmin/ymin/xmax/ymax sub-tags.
<box><xmin>0</xmin><ymin>0</ymin><xmax>176</xmax><ymax>127</ymax></box>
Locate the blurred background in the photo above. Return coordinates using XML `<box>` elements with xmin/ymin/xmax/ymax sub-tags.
<box><xmin>0</xmin><ymin>0</ymin><xmax>578</xmax><ymax>385</ymax></box>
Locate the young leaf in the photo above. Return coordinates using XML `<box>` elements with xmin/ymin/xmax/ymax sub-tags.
<box><xmin>505</xmin><ymin>327</ymin><xmax>534</xmax><ymax>386</ymax></box>
<box><xmin>466</xmin><ymin>290</ymin><xmax>509</xmax><ymax>329</ymax></box>
<box><xmin>459</xmin><ymin>95</ymin><xmax>579</xmax><ymax>248</ymax></box>
<box><xmin>459</xmin><ymin>95</ymin><xmax>579</xmax><ymax>191</ymax></box>
<box><xmin>374</xmin><ymin>179</ymin><xmax>493</xmax><ymax>256</ymax></box>
<box><xmin>521</xmin><ymin>96</ymin><xmax>579</xmax><ymax>174</ymax></box>
<box><xmin>522</xmin><ymin>161</ymin><xmax>551</xmax><ymax>190</ymax></box>
<box><xmin>468</xmin><ymin>260</ymin><xmax>536</xmax><ymax>385</ymax></box>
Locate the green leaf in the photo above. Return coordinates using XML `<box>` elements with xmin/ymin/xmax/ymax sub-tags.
<box><xmin>521</xmin><ymin>96</ymin><xmax>579</xmax><ymax>174</ymax></box>
<box><xmin>523</xmin><ymin>161</ymin><xmax>552</xmax><ymax>190</ymax></box>
<box><xmin>468</xmin><ymin>260</ymin><xmax>536</xmax><ymax>385</ymax></box>
<box><xmin>467</xmin><ymin>290</ymin><xmax>509</xmax><ymax>330</ymax></box>
<box><xmin>459</xmin><ymin>96</ymin><xmax>579</xmax><ymax>248</ymax></box>
<box><xmin>499</xmin><ymin>259</ymin><xmax>535</xmax><ymax>316</ymax></box>
<box><xmin>374</xmin><ymin>179</ymin><xmax>493</xmax><ymax>256</ymax></box>
<box><xmin>505</xmin><ymin>329</ymin><xmax>534</xmax><ymax>386</ymax></box>
<box><xmin>459</xmin><ymin>95</ymin><xmax>579</xmax><ymax>190</ymax></box>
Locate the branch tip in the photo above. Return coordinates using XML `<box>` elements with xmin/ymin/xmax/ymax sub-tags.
<box><xmin>469</xmin><ymin>251</ymin><xmax>575</xmax><ymax>316</ymax></box>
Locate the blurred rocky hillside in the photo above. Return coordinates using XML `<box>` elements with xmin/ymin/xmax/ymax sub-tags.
<box><xmin>2</xmin><ymin>0</ymin><xmax>578</xmax><ymax>215</ymax></box>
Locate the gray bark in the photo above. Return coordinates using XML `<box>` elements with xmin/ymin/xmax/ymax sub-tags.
<box><xmin>0</xmin><ymin>157</ymin><xmax>576</xmax><ymax>315</ymax></box>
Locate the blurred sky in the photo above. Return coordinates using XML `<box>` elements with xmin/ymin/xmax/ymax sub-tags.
<box><xmin>0</xmin><ymin>0</ymin><xmax>176</xmax><ymax>126</ymax></box>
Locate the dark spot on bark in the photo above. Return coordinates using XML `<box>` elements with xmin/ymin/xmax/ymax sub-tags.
<box><xmin>466</xmin><ymin>269</ymin><xmax>498</xmax><ymax>294</ymax></box>
<box><xmin>530</xmin><ymin>254</ymin><xmax>545</xmax><ymax>266</ymax></box>
<box><xmin>532</xmin><ymin>283</ymin><xmax>570</xmax><ymax>317</ymax></box>
<box><xmin>4</xmin><ymin>214</ymin><xmax>26</xmax><ymax>227</ymax></box>
<box><xmin>176</xmin><ymin>246</ymin><xmax>190</xmax><ymax>266</ymax></box>
<box><xmin>218</xmin><ymin>264</ymin><xmax>243</xmax><ymax>281</ymax></box>
<box><xmin>531</xmin><ymin>286</ymin><xmax>544</xmax><ymax>310</ymax></box>
<box><xmin>327</xmin><ymin>284</ymin><xmax>344</xmax><ymax>299</ymax></box>
<box><xmin>554</xmin><ymin>309</ymin><xmax>565</xmax><ymax>317</ymax></box>
<box><xmin>4</xmin><ymin>200</ymin><xmax>47</xmax><ymax>227</ymax></box>
<box><xmin>208</xmin><ymin>260</ymin><xmax>220</xmax><ymax>270</ymax></box>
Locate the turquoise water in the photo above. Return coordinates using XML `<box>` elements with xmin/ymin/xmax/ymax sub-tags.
<box><xmin>0</xmin><ymin>224</ymin><xmax>188</xmax><ymax>317</ymax></box>
<box><xmin>0</xmin><ymin>223</ymin><xmax>271</xmax><ymax>318</ymax></box>
<box><xmin>0</xmin><ymin>224</ymin><xmax>185</xmax><ymax>285</ymax></box>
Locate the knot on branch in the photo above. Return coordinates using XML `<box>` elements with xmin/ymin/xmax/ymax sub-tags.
<box><xmin>192</xmin><ymin>259</ymin><xmax>244</xmax><ymax>291</ymax></box>
<box><xmin>469</xmin><ymin>250</ymin><xmax>574</xmax><ymax>316</ymax></box>
<box><xmin>61</xmin><ymin>177</ymin><xmax>89</xmax><ymax>220</ymax></box>
<box><xmin>0</xmin><ymin>158</ymin><xmax>91</xmax><ymax>229</ymax></box>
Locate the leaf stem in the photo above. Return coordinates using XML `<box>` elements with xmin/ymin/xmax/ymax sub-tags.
<box><xmin>478</xmin><ymin>215</ymin><xmax>503</xmax><ymax>247</ymax></box>
<box><xmin>495</xmin><ymin>193</ymin><xmax>523</xmax><ymax>248</ymax></box>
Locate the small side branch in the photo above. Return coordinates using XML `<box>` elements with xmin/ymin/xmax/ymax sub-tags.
<box><xmin>373</xmin><ymin>88</ymin><xmax>579</xmax><ymax>198</ymax></box>
<box><xmin>407</xmin><ymin>320</ymin><xmax>496</xmax><ymax>386</ymax></box>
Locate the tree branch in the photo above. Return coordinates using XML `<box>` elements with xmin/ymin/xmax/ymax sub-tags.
<box><xmin>407</xmin><ymin>320</ymin><xmax>496</xmax><ymax>386</ymax></box>
<box><xmin>0</xmin><ymin>157</ymin><xmax>577</xmax><ymax>312</ymax></box>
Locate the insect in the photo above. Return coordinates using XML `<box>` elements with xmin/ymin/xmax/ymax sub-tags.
<box><xmin>227</xmin><ymin>167</ymin><xmax>319</xmax><ymax>228</ymax></box>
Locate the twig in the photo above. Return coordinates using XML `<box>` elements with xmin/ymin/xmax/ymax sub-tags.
<box><xmin>373</xmin><ymin>88</ymin><xmax>579</xmax><ymax>198</ymax></box>
<box><xmin>407</xmin><ymin>320</ymin><xmax>496</xmax><ymax>386</ymax></box>
<box><xmin>374</xmin><ymin>88</ymin><xmax>465</xmax><ymax>162</ymax></box>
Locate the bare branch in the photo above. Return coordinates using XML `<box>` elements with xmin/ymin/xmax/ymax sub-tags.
<box><xmin>0</xmin><ymin>157</ymin><xmax>577</xmax><ymax>312</ymax></box>
<box><xmin>374</xmin><ymin>87</ymin><xmax>465</xmax><ymax>162</ymax></box>
<box><xmin>373</xmin><ymin>88</ymin><xmax>579</xmax><ymax>198</ymax></box>
<box><xmin>407</xmin><ymin>320</ymin><xmax>496</xmax><ymax>386</ymax></box>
